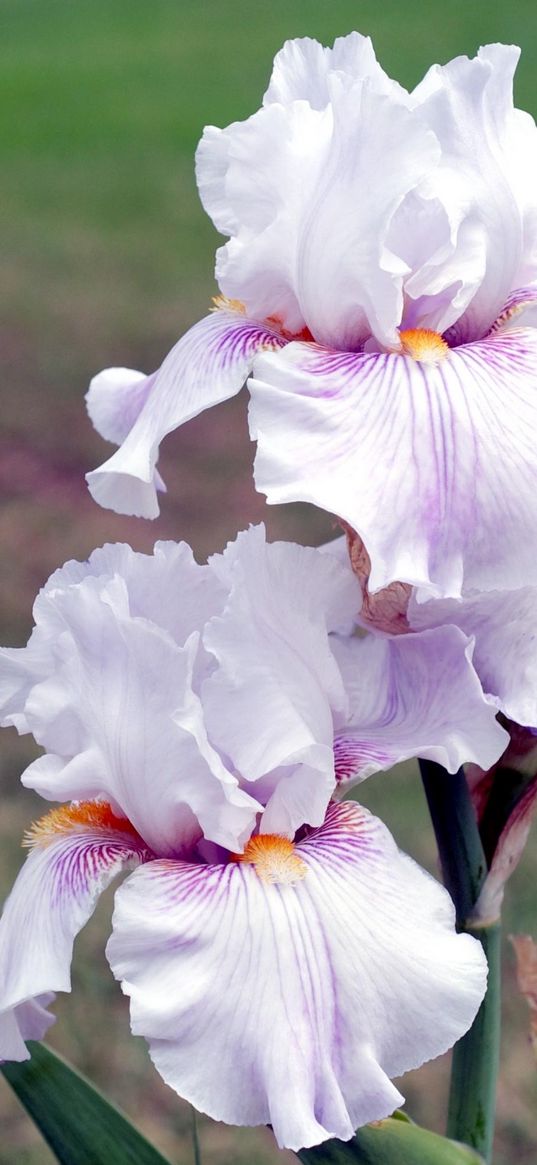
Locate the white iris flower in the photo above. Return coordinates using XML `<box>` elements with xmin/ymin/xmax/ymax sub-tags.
<box><xmin>0</xmin><ymin>527</ymin><xmax>503</xmax><ymax>1148</ymax></box>
<box><xmin>86</xmin><ymin>33</ymin><xmax>537</xmax><ymax>600</ymax></box>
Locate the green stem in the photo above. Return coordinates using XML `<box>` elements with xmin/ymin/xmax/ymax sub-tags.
<box><xmin>419</xmin><ymin>760</ymin><xmax>501</xmax><ymax>1163</ymax></box>
<box><xmin>447</xmin><ymin>923</ymin><xmax>501</xmax><ymax>1162</ymax></box>
<box><xmin>191</xmin><ymin>1107</ymin><xmax>202</xmax><ymax>1165</ymax></box>
<box><xmin>419</xmin><ymin>761</ymin><xmax>487</xmax><ymax>926</ymax></box>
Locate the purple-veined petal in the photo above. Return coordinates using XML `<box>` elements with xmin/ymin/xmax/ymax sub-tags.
<box><xmin>250</xmin><ymin>329</ymin><xmax>537</xmax><ymax>598</ymax></box>
<box><xmin>86</xmin><ymin>309</ymin><xmax>284</xmax><ymax>518</ymax></box>
<box><xmin>202</xmin><ymin>527</ymin><xmax>358</xmax><ymax>835</ymax></box>
<box><xmin>408</xmin><ymin>585</ymin><xmax>537</xmax><ymax>727</ymax></box>
<box><xmin>0</xmin><ymin>806</ymin><xmax>149</xmax><ymax>1060</ymax></box>
<box><xmin>15</xmin><ymin>574</ymin><xmax>260</xmax><ymax>856</ymax></box>
<box><xmin>330</xmin><ymin>626</ymin><xmax>507</xmax><ymax>785</ymax></box>
<box><xmin>107</xmin><ymin>801</ymin><xmax>486</xmax><ymax>1151</ymax></box>
<box><xmin>487</xmin><ymin>284</ymin><xmax>537</xmax><ymax>335</ymax></box>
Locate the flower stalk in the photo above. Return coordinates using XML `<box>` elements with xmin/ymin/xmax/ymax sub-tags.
<box><xmin>419</xmin><ymin>760</ymin><xmax>501</xmax><ymax>1163</ymax></box>
<box><xmin>447</xmin><ymin>922</ymin><xmax>501</xmax><ymax>1163</ymax></box>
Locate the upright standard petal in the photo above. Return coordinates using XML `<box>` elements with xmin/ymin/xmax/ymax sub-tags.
<box><xmin>107</xmin><ymin>802</ymin><xmax>487</xmax><ymax>1151</ymax></box>
<box><xmin>14</xmin><ymin>573</ymin><xmax>259</xmax><ymax>855</ymax></box>
<box><xmin>0</xmin><ymin>803</ymin><xmax>149</xmax><ymax>1060</ymax></box>
<box><xmin>198</xmin><ymin>64</ymin><xmax>437</xmax><ymax>351</ymax></box>
<box><xmin>202</xmin><ymin>528</ymin><xmax>358</xmax><ymax>835</ymax></box>
<box><xmin>86</xmin><ymin>309</ymin><xmax>284</xmax><ymax>518</ymax></box>
<box><xmin>407</xmin><ymin>45</ymin><xmax>527</xmax><ymax>338</ymax></box>
<box><xmin>250</xmin><ymin>329</ymin><xmax>537</xmax><ymax>597</ymax></box>
<box><xmin>263</xmin><ymin>32</ymin><xmax>400</xmax><ymax>109</ymax></box>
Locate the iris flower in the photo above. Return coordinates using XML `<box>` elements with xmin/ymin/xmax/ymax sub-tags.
<box><xmin>0</xmin><ymin>528</ymin><xmax>502</xmax><ymax>1148</ymax></box>
<box><xmin>87</xmin><ymin>33</ymin><xmax>537</xmax><ymax>600</ymax></box>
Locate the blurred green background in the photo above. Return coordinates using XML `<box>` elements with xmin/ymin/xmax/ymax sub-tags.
<box><xmin>1</xmin><ymin>1</ymin><xmax>536</xmax><ymax>1162</ymax></box>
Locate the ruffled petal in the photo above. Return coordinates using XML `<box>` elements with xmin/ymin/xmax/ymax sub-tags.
<box><xmin>408</xmin><ymin>585</ymin><xmax>537</xmax><ymax>727</ymax></box>
<box><xmin>197</xmin><ymin>40</ymin><xmax>437</xmax><ymax>351</ymax></box>
<box><xmin>331</xmin><ymin>627</ymin><xmax>507</xmax><ymax>784</ymax></box>
<box><xmin>197</xmin><ymin>103</ymin><xmax>331</xmax><ymax>338</ymax></box>
<box><xmin>250</xmin><ymin>328</ymin><xmax>537</xmax><ymax>597</ymax></box>
<box><xmin>263</xmin><ymin>32</ymin><xmax>399</xmax><ymax>108</ymax></box>
<box><xmin>12</xmin><ymin>574</ymin><xmax>259</xmax><ymax>855</ymax></box>
<box><xmin>293</xmin><ymin>80</ymin><xmax>438</xmax><ymax>350</ymax></box>
<box><xmin>107</xmin><ymin>801</ymin><xmax>486</xmax><ymax>1151</ymax></box>
<box><xmin>0</xmin><ymin>541</ymin><xmax>226</xmax><ymax>742</ymax></box>
<box><xmin>0</xmin><ymin>809</ymin><xmax>148</xmax><ymax>1060</ymax></box>
<box><xmin>86</xmin><ymin>310</ymin><xmax>284</xmax><ymax>517</ymax></box>
<box><xmin>407</xmin><ymin>45</ymin><xmax>530</xmax><ymax>338</ymax></box>
<box><xmin>202</xmin><ymin>527</ymin><xmax>358</xmax><ymax>834</ymax></box>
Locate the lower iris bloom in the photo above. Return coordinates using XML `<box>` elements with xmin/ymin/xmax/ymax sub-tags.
<box><xmin>0</xmin><ymin>528</ymin><xmax>501</xmax><ymax>1148</ymax></box>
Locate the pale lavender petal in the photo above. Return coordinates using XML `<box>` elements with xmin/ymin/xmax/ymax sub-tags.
<box><xmin>408</xmin><ymin>45</ymin><xmax>527</xmax><ymax>339</ymax></box>
<box><xmin>0</xmin><ymin>996</ymin><xmax>55</xmax><ymax>1062</ymax></box>
<box><xmin>202</xmin><ymin>527</ymin><xmax>358</xmax><ymax>835</ymax></box>
<box><xmin>250</xmin><ymin>329</ymin><xmax>537</xmax><ymax>598</ymax></box>
<box><xmin>486</xmin><ymin>284</ymin><xmax>537</xmax><ymax>335</ymax></box>
<box><xmin>86</xmin><ymin>310</ymin><xmax>284</xmax><ymax>517</ymax></box>
<box><xmin>331</xmin><ymin>626</ymin><xmax>507</xmax><ymax>785</ymax></box>
<box><xmin>0</xmin><ymin>814</ymin><xmax>149</xmax><ymax>1060</ymax></box>
<box><xmin>408</xmin><ymin>585</ymin><xmax>537</xmax><ymax>726</ymax></box>
<box><xmin>12</xmin><ymin>573</ymin><xmax>260</xmax><ymax>856</ymax></box>
<box><xmin>86</xmin><ymin>368</ymin><xmax>158</xmax><ymax>444</ymax></box>
<box><xmin>107</xmin><ymin>801</ymin><xmax>486</xmax><ymax>1151</ymax></box>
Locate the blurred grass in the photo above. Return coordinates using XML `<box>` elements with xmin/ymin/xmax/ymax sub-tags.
<box><xmin>1</xmin><ymin>1</ymin><xmax>537</xmax><ymax>1162</ymax></box>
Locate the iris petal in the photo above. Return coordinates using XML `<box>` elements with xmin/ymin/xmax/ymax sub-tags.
<box><xmin>107</xmin><ymin>801</ymin><xmax>486</xmax><ymax>1151</ymax></box>
<box><xmin>250</xmin><ymin>329</ymin><xmax>537</xmax><ymax>598</ymax></box>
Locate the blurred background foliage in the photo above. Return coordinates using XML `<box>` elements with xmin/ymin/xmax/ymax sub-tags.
<box><xmin>1</xmin><ymin>1</ymin><xmax>536</xmax><ymax>1161</ymax></box>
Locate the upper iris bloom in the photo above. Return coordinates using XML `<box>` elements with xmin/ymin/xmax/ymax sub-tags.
<box><xmin>0</xmin><ymin>527</ymin><xmax>501</xmax><ymax>1149</ymax></box>
<box><xmin>87</xmin><ymin>33</ymin><xmax>537</xmax><ymax>599</ymax></box>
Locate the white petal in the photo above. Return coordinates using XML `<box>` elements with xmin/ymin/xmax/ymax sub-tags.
<box><xmin>408</xmin><ymin>585</ymin><xmax>537</xmax><ymax>727</ymax></box>
<box><xmin>0</xmin><ymin>817</ymin><xmax>148</xmax><ymax>1059</ymax></box>
<box><xmin>331</xmin><ymin>627</ymin><xmax>507</xmax><ymax>785</ymax></box>
<box><xmin>0</xmin><ymin>997</ymin><xmax>55</xmax><ymax>1062</ymax></box>
<box><xmin>197</xmin><ymin>55</ymin><xmax>436</xmax><ymax>350</ymax></box>
<box><xmin>293</xmin><ymin>80</ymin><xmax>438</xmax><ymax>350</ymax></box>
<box><xmin>263</xmin><ymin>33</ymin><xmax>401</xmax><ymax>108</ymax></box>
<box><xmin>16</xmin><ymin>575</ymin><xmax>259</xmax><ymax>855</ymax></box>
<box><xmin>202</xmin><ymin>527</ymin><xmax>357</xmax><ymax>834</ymax></box>
<box><xmin>86</xmin><ymin>311</ymin><xmax>284</xmax><ymax>517</ymax></box>
<box><xmin>407</xmin><ymin>45</ymin><xmax>528</xmax><ymax>338</ymax></box>
<box><xmin>107</xmin><ymin>801</ymin><xmax>487</xmax><ymax>1151</ymax></box>
<box><xmin>39</xmin><ymin>540</ymin><xmax>225</xmax><ymax>648</ymax></box>
<box><xmin>197</xmin><ymin>103</ymin><xmax>331</xmax><ymax>338</ymax></box>
<box><xmin>250</xmin><ymin>329</ymin><xmax>537</xmax><ymax>597</ymax></box>
<box><xmin>86</xmin><ymin>368</ymin><xmax>157</xmax><ymax>444</ymax></box>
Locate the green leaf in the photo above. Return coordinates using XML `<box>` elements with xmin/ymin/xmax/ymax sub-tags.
<box><xmin>1</xmin><ymin>1041</ymin><xmax>173</xmax><ymax>1165</ymax></box>
<box><xmin>297</xmin><ymin>1116</ymin><xmax>486</xmax><ymax>1165</ymax></box>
